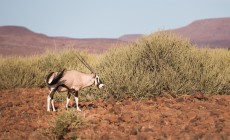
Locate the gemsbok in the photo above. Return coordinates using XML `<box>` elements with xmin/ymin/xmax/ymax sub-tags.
<box><xmin>45</xmin><ymin>54</ymin><xmax>104</xmax><ymax>112</ymax></box>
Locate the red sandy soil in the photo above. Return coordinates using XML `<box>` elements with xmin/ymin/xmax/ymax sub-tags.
<box><xmin>0</xmin><ymin>88</ymin><xmax>230</xmax><ymax>139</ymax></box>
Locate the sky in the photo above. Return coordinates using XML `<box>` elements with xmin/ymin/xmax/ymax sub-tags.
<box><xmin>0</xmin><ymin>0</ymin><xmax>230</xmax><ymax>38</ymax></box>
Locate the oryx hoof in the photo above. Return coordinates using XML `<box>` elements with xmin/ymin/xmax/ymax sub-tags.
<box><xmin>77</xmin><ymin>107</ymin><xmax>81</xmax><ymax>112</ymax></box>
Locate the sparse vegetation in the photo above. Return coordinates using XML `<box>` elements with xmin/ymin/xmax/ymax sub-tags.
<box><xmin>0</xmin><ymin>32</ymin><xmax>230</xmax><ymax>98</ymax></box>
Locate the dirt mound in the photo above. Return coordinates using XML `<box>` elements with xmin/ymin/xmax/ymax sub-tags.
<box><xmin>0</xmin><ymin>88</ymin><xmax>230</xmax><ymax>139</ymax></box>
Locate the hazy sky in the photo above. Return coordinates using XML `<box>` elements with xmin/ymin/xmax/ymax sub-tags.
<box><xmin>0</xmin><ymin>0</ymin><xmax>230</xmax><ymax>38</ymax></box>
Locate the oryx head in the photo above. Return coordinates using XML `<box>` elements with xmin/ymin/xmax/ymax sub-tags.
<box><xmin>94</xmin><ymin>74</ymin><xmax>104</xmax><ymax>89</ymax></box>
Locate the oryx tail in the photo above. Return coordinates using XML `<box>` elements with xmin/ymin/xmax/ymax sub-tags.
<box><xmin>45</xmin><ymin>69</ymin><xmax>66</xmax><ymax>85</ymax></box>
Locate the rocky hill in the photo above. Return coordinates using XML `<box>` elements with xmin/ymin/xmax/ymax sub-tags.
<box><xmin>170</xmin><ymin>17</ymin><xmax>230</xmax><ymax>48</ymax></box>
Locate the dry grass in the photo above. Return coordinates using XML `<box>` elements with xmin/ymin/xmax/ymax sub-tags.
<box><xmin>0</xmin><ymin>50</ymin><xmax>97</xmax><ymax>89</ymax></box>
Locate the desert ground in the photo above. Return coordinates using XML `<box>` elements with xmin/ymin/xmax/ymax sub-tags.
<box><xmin>0</xmin><ymin>88</ymin><xmax>230</xmax><ymax>140</ymax></box>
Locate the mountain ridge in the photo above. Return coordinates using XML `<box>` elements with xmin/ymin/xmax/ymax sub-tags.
<box><xmin>0</xmin><ymin>26</ymin><xmax>128</xmax><ymax>56</ymax></box>
<box><xmin>1</xmin><ymin>17</ymin><xmax>230</xmax><ymax>56</ymax></box>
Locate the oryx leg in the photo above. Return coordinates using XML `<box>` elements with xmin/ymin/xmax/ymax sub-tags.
<box><xmin>74</xmin><ymin>90</ymin><xmax>81</xmax><ymax>111</ymax></box>
<box><xmin>66</xmin><ymin>91</ymin><xmax>71</xmax><ymax>109</ymax></box>
<box><xmin>47</xmin><ymin>88</ymin><xmax>57</xmax><ymax>112</ymax></box>
<box><xmin>47</xmin><ymin>94</ymin><xmax>51</xmax><ymax>112</ymax></box>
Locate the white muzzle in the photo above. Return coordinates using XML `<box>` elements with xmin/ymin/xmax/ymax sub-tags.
<box><xmin>98</xmin><ymin>84</ymin><xmax>104</xmax><ymax>89</ymax></box>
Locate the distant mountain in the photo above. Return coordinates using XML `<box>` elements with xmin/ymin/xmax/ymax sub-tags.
<box><xmin>0</xmin><ymin>26</ymin><xmax>127</xmax><ymax>56</ymax></box>
<box><xmin>119</xmin><ymin>34</ymin><xmax>144</xmax><ymax>42</ymax></box>
<box><xmin>1</xmin><ymin>17</ymin><xmax>230</xmax><ymax>56</ymax></box>
<box><xmin>170</xmin><ymin>17</ymin><xmax>230</xmax><ymax>48</ymax></box>
<box><xmin>0</xmin><ymin>26</ymin><xmax>47</xmax><ymax>37</ymax></box>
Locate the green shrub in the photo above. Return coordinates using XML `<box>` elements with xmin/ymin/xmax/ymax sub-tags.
<box><xmin>54</xmin><ymin>110</ymin><xmax>84</xmax><ymax>139</ymax></box>
<box><xmin>41</xmin><ymin>110</ymin><xmax>84</xmax><ymax>139</ymax></box>
<box><xmin>96</xmin><ymin>32</ymin><xmax>230</xmax><ymax>98</ymax></box>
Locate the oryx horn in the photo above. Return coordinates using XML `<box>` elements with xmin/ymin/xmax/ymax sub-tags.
<box><xmin>76</xmin><ymin>53</ymin><xmax>95</xmax><ymax>73</ymax></box>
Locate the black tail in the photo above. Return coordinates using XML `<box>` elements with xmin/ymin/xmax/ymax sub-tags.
<box><xmin>46</xmin><ymin>69</ymin><xmax>66</xmax><ymax>85</ymax></box>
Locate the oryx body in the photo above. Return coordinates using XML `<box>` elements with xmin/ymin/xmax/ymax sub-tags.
<box><xmin>46</xmin><ymin>69</ymin><xmax>104</xmax><ymax>112</ymax></box>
